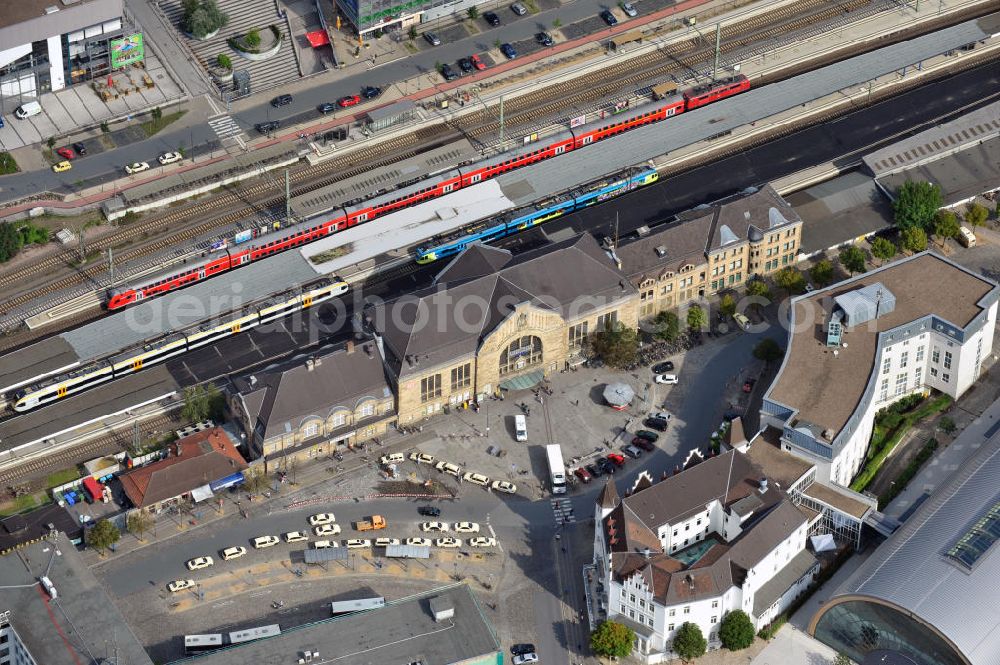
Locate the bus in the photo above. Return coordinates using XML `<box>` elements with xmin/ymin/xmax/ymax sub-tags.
<box><xmin>545</xmin><ymin>444</ymin><xmax>567</xmax><ymax>494</ymax></box>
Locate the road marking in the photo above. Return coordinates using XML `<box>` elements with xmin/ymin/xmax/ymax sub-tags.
<box><xmin>550</xmin><ymin>498</ymin><xmax>576</xmax><ymax>524</ymax></box>
<box><xmin>208</xmin><ymin>115</ymin><xmax>244</xmax><ymax>140</ymax></box>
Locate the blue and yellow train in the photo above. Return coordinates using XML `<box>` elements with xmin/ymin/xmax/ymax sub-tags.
<box><xmin>414</xmin><ymin>166</ymin><xmax>658</xmax><ymax>264</ymax></box>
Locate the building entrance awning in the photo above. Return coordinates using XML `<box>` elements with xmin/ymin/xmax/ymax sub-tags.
<box><xmin>305</xmin><ymin>30</ymin><xmax>330</xmax><ymax>47</ymax></box>
<box><xmin>191</xmin><ymin>484</ymin><xmax>214</xmax><ymax>503</ymax></box>
<box><xmin>499</xmin><ymin>370</ymin><xmax>544</xmax><ymax>391</ymax></box>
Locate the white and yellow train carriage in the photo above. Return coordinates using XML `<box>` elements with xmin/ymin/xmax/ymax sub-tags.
<box><xmin>13</xmin><ymin>279</ymin><xmax>349</xmax><ymax>413</ymax></box>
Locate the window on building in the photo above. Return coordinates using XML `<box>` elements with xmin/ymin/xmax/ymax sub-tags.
<box><xmin>596</xmin><ymin>311</ymin><xmax>619</xmax><ymax>331</ymax></box>
<box><xmin>882</xmin><ymin>357</ymin><xmax>891</xmax><ymax>374</ymax></box>
<box><xmin>916</xmin><ymin>346</ymin><xmax>925</xmax><ymax>362</ymax></box>
<box><xmin>630</xmin><ymin>594</ymin><xmax>636</xmax><ymax>603</ymax></box>
<box><xmin>450</xmin><ymin>363</ymin><xmax>471</xmax><ymax>391</ymax></box>
<box><xmin>302</xmin><ymin>423</ymin><xmax>318</xmax><ymax>438</ymax></box>
<box><xmin>683</xmin><ymin>606</ymin><xmax>690</xmax><ymax>614</ymax></box>
<box><xmin>711</xmin><ymin>616</ymin><xmax>717</xmax><ymax>624</ymax></box>
<box><xmin>895</xmin><ymin>373</ymin><xmax>907</xmax><ymax>396</ymax></box>
<box><xmin>621</xmin><ymin>603</ymin><xmax>627</xmax><ymax>613</ymax></box>
<box><xmin>914</xmin><ymin>368</ymin><xmax>922</xmax><ymax>385</ymax></box>
<box><xmin>360</xmin><ymin>402</ymin><xmax>375</xmax><ymax>417</ymax></box>
<box><xmin>931</xmin><ymin>368</ymin><xmax>938</xmax><ymax>377</ymax></box>
<box><xmin>420</xmin><ymin>374</ymin><xmax>442</xmax><ymax>402</ymax></box>
<box><xmin>672</xmin><ymin>529</ymin><xmax>678</xmax><ymax>537</ymax></box>
<box><xmin>932</xmin><ymin>347</ymin><xmax>940</xmax><ymax>364</ymax></box>
<box><xmin>669</xmin><ymin>609</ymin><xmax>675</xmax><ymax>617</ymax></box>
<box><xmin>629</xmin><ymin>609</ymin><xmax>635</xmax><ymax>619</ymax></box>
<box><xmin>944</xmin><ymin>351</ymin><xmax>953</xmax><ymax>370</ymax></box>
<box><xmin>900</xmin><ymin>352</ymin><xmax>908</xmax><ymax>368</ymax></box>
<box><xmin>639</xmin><ymin>599</ymin><xmax>645</xmax><ymax>608</ymax></box>
<box><xmin>712</xmin><ymin>600</ymin><xmax>719</xmax><ymax>608</ymax></box>
<box><xmin>499</xmin><ymin>336</ymin><xmax>543</xmax><ymax>376</ymax></box>
<box><xmin>668</xmin><ymin>623</ymin><xmax>675</xmax><ymax>631</ymax></box>
<box><xmin>943</xmin><ymin>373</ymin><xmax>950</xmax><ymax>383</ymax></box>
<box><xmin>331</xmin><ymin>412</ymin><xmax>346</xmax><ymax>427</ymax></box>
<box><xmin>568</xmin><ymin>322</ymin><xmax>588</xmax><ymax>349</ymax></box>
<box><xmin>879</xmin><ymin>378</ymin><xmax>889</xmax><ymax>402</ymax></box>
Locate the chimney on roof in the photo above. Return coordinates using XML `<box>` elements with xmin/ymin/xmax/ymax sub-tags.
<box><xmin>249</xmin><ymin>375</ymin><xmax>257</xmax><ymax>387</ymax></box>
<box><xmin>758</xmin><ymin>477</ymin><xmax>768</xmax><ymax>493</ymax></box>
<box><xmin>655</xmin><ymin>245</ymin><xmax>667</xmax><ymax>258</ymax></box>
<box><xmin>643</xmin><ymin>548</ymin><xmax>651</xmax><ymax>559</ymax></box>
<box><xmin>306</xmin><ymin>359</ymin><xmax>315</xmax><ymax>372</ymax></box>
<box><xmin>685</xmin><ymin>574</ymin><xmax>695</xmax><ymax>590</ymax></box>
<box><xmin>620</xmin><ymin>280</ymin><xmax>627</xmax><ymax>292</ymax></box>
<box><xmin>346</xmin><ymin>340</ymin><xmax>355</xmax><ymax>354</ymax></box>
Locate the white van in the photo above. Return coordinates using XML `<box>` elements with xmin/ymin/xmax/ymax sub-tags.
<box><xmin>14</xmin><ymin>101</ymin><xmax>42</xmax><ymax>119</ymax></box>
<box><xmin>514</xmin><ymin>414</ymin><xmax>528</xmax><ymax>442</ymax></box>
<box><xmin>958</xmin><ymin>226</ymin><xmax>976</xmax><ymax>248</ymax></box>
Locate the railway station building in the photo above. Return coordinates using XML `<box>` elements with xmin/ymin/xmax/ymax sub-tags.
<box><xmin>371</xmin><ymin>235</ymin><xmax>639</xmax><ymax>424</ymax></box>
<box><xmin>614</xmin><ymin>184</ymin><xmax>804</xmax><ymax>321</ymax></box>
<box><xmin>761</xmin><ymin>252</ymin><xmax>998</xmax><ymax>486</ymax></box>
<box><xmin>229</xmin><ymin>343</ymin><xmax>396</xmax><ymax>467</ymax></box>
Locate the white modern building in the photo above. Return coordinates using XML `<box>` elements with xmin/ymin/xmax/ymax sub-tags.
<box><xmin>761</xmin><ymin>252</ymin><xmax>998</xmax><ymax>486</ymax></box>
<box><xmin>593</xmin><ymin>450</ymin><xmax>821</xmax><ymax>663</ymax></box>
<box><xmin>0</xmin><ymin>0</ymin><xmax>127</xmax><ymax>100</ymax></box>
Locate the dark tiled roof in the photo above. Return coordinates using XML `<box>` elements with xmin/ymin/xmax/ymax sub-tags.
<box><xmin>232</xmin><ymin>344</ymin><xmax>392</xmax><ymax>441</ymax></box>
<box><xmin>379</xmin><ymin>234</ymin><xmax>635</xmax><ymax>379</ymax></box>
<box><xmin>0</xmin><ymin>504</ymin><xmax>82</xmax><ymax>555</ymax></box>
<box><xmin>616</xmin><ymin>214</ymin><xmax>714</xmax><ymax>280</ymax></box>
<box><xmin>434</xmin><ymin>244</ymin><xmax>513</xmax><ymax>285</ymax></box>
<box><xmin>702</xmin><ymin>184</ymin><xmax>800</xmax><ymax>252</ymax></box>
<box><xmin>119</xmin><ymin>428</ymin><xmax>246</xmax><ymax>508</ymax></box>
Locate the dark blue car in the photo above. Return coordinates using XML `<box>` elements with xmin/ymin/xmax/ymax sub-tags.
<box><xmin>501</xmin><ymin>42</ymin><xmax>517</xmax><ymax>59</ymax></box>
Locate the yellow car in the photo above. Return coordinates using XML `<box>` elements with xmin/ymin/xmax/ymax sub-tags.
<box><xmin>52</xmin><ymin>160</ymin><xmax>72</xmax><ymax>173</ymax></box>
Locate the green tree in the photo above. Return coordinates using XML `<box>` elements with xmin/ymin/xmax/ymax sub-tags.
<box><xmin>893</xmin><ymin>180</ymin><xmax>942</xmax><ymax>230</ymax></box>
<box><xmin>672</xmin><ymin>622</ymin><xmax>707</xmax><ymax>662</ymax></box>
<box><xmin>182</xmin><ymin>0</ymin><xmax>200</xmax><ymax>15</ymax></box>
<box><xmin>838</xmin><ymin>245</ymin><xmax>866</xmax><ymax>275</ymax></box>
<box><xmin>151</xmin><ymin>106</ymin><xmax>162</xmax><ymax>121</ymax></box>
<box><xmin>719</xmin><ymin>610</ymin><xmax>756</xmax><ymax>651</ymax></box>
<box><xmin>686</xmin><ymin>304</ymin><xmax>706</xmax><ymax>331</ymax></box>
<box><xmin>653</xmin><ymin>310</ymin><xmax>680</xmax><ymax>343</ymax></box>
<box><xmin>126</xmin><ymin>511</ymin><xmax>154</xmax><ymax>541</ymax></box>
<box><xmin>590</xmin><ymin>620</ymin><xmax>634</xmax><ymax>659</ymax></box>
<box><xmin>809</xmin><ymin>259</ymin><xmax>834</xmax><ymax>286</ymax></box>
<box><xmin>408</xmin><ymin>25</ymin><xmax>417</xmax><ymax>40</ymax></box>
<box><xmin>833</xmin><ymin>653</ymin><xmax>853</xmax><ymax>665</ymax></box>
<box><xmin>938</xmin><ymin>416</ymin><xmax>956</xmax><ymax>434</ymax></box>
<box><xmin>774</xmin><ymin>267</ymin><xmax>805</xmax><ymax>294</ymax></box>
<box><xmin>466</xmin><ymin>5</ymin><xmax>479</xmax><ymax>19</ymax></box>
<box><xmin>870</xmin><ymin>236</ymin><xmax>896</xmax><ymax>265</ymax></box>
<box><xmin>719</xmin><ymin>293</ymin><xmax>736</xmax><ymax>317</ymax></box>
<box><xmin>0</xmin><ymin>221</ymin><xmax>24</xmax><ymax>262</ymax></box>
<box><xmin>244</xmin><ymin>28</ymin><xmax>262</xmax><ymax>50</ymax></box>
<box><xmin>242</xmin><ymin>465</ymin><xmax>270</xmax><ymax>494</ymax></box>
<box><xmin>587</xmin><ymin>322</ymin><xmax>639</xmax><ymax>369</ymax></box>
<box><xmin>901</xmin><ymin>226</ymin><xmax>927</xmax><ymax>253</ymax></box>
<box><xmin>753</xmin><ymin>338</ymin><xmax>784</xmax><ymax>363</ymax></box>
<box><xmin>746</xmin><ymin>279</ymin><xmax>770</xmax><ymax>300</ymax></box>
<box><xmin>552</xmin><ymin>17</ymin><xmax>562</xmax><ymax>28</ymax></box>
<box><xmin>181</xmin><ymin>385</ymin><xmax>211</xmax><ymax>422</ymax></box>
<box><xmin>183</xmin><ymin>0</ymin><xmax>228</xmax><ymax>38</ymax></box>
<box><xmin>47</xmin><ymin>136</ymin><xmax>56</xmax><ymax>149</ymax></box>
<box><xmin>88</xmin><ymin>519</ymin><xmax>120</xmax><ymax>555</ymax></box>
<box><xmin>933</xmin><ymin>210</ymin><xmax>960</xmax><ymax>246</ymax></box>
<box><xmin>965</xmin><ymin>203</ymin><xmax>989</xmax><ymax>228</ymax></box>
<box><xmin>216</xmin><ymin>53</ymin><xmax>232</xmax><ymax>69</ymax></box>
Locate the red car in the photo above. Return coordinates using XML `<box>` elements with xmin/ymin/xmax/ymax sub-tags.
<box><xmin>338</xmin><ymin>95</ymin><xmax>361</xmax><ymax>108</ymax></box>
<box><xmin>574</xmin><ymin>467</ymin><xmax>592</xmax><ymax>483</ymax></box>
<box><xmin>56</xmin><ymin>147</ymin><xmax>75</xmax><ymax>160</ymax></box>
<box><xmin>743</xmin><ymin>378</ymin><xmax>757</xmax><ymax>393</ymax></box>
<box><xmin>470</xmin><ymin>54</ymin><xmax>487</xmax><ymax>71</ymax></box>
<box><xmin>607</xmin><ymin>453</ymin><xmax>626</xmax><ymax>467</ymax></box>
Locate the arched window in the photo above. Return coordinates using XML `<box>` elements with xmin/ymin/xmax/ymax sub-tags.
<box><xmin>499</xmin><ymin>335</ymin><xmax>543</xmax><ymax>376</ymax></box>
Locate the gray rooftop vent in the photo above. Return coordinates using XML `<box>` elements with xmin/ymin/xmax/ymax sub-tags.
<box><xmin>428</xmin><ymin>595</ymin><xmax>454</xmax><ymax>622</ymax></box>
<box><xmin>44</xmin><ymin>5</ymin><xmax>60</xmax><ymax>13</ymax></box>
<box><xmin>744</xmin><ymin>211</ymin><xmax>751</xmax><ymax>221</ymax></box>
<box><xmin>718</xmin><ymin>224</ymin><xmax>739</xmax><ymax>246</ymax></box>
<box><xmin>768</xmin><ymin>207</ymin><xmax>790</xmax><ymax>228</ymax></box>
<box><xmin>655</xmin><ymin>245</ymin><xmax>667</xmax><ymax>258</ymax></box>
<box><xmin>833</xmin><ymin>282</ymin><xmax>895</xmax><ymax>327</ymax></box>
<box><xmin>635</xmin><ymin>225</ymin><xmax>650</xmax><ymax>237</ymax></box>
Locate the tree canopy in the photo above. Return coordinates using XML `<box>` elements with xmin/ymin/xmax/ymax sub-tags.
<box><xmin>774</xmin><ymin>267</ymin><xmax>805</xmax><ymax>294</ymax></box>
<box><xmin>180</xmin><ymin>383</ymin><xmax>224</xmax><ymax>423</ymax></box>
<box><xmin>182</xmin><ymin>0</ymin><xmax>229</xmax><ymax>38</ymax></box>
<box><xmin>590</xmin><ymin>620</ymin><xmax>634</xmax><ymax>659</ymax></box>
<box><xmin>933</xmin><ymin>210</ymin><xmax>960</xmax><ymax>244</ymax></box>
<box><xmin>653</xmin><ymin>310</ymin><xmax>680</xmax><ymax>343</ymax></box>
<box><xmin>746</xmin><ymin>279</ymin><xmax>771</xmax><ymax>300</ymax></box>
<box><xmin>719</xmin><ymin>610</ymin><xmax>756</xmax><ymax>650</ymax></box>
<box><xmin>686</xmin><ymin>304</ymin><xmax>706</xmax><ymax>331</ymax></box>
<box><xmin>88</xmin><ymin>519</ymin><xmax>120</xmax><ymax>554</ymax></box>
<box><xmin>809</xmin><ymin>259</ymin><xmax>834</xmax><ymax>286</ymax></box>
<box><xmin>901</xmin><ymin>226</ymin><xmax>927</xmax><ymax>253</ymax></box>
<box><xmin>672</xmin><ymin>622</ymin><xmax>707</xmax><ymax>662</ymax></box>
<box><xmin>719</xmin><ymin>293</ymin><xmax>736</xmax><ymax>317</ymax></box>
<box><xmin>838</xmin><ymin>245</ymin><xmax>866</xmax><ymax>275</ymax></box>
<box><xmin>870</xmin><ymin>237</ymin><xmax>896</xmax><ymax>264</ymax></box>
<box><xmin>126</xmin><ymin>511</ymin><xmax>154</xmax><ymax>541</ymax></box>
<box><xmin>588</xmin><ymin>323</ymin><xmax>639</xmax><ymax>369</ymax></box>
<box><xmin>0</xmin><ymin>221</ymin><xmax>23</xmax><ymax>263</ymax></box>
<box><xmin>753</xmin><ymin>338</ymin><xmax>784</xmax><ymax>363</ymax></box>
<box><xmin>893</xmin><ymin>180</ymin><xmax>942</xmax><ymax>230</ymax></box>
<box><xmin>965</xmin><ymin>203</ymin><xmax>989</xmax><ymax>228</ymax></box>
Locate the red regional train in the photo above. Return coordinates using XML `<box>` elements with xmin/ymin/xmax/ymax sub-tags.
<box><xmin>107</xmin><ymin>75</ymin><xmax>751</xmax><ymax>310</ymax></box>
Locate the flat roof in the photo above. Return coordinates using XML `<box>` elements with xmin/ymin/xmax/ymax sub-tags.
<box><xmin>877</xmin><ymin>137</ymin><xmax>1000</xmax><ymax>207</ymax></box>
<box><xmin>0</xmin><ymin>0</ymin><xmax>119</xmax><ymax>31</ymax></box>
<box><xmin>767</xmin><ymin>252</ymin><xmax>996</xmax><ymax>435</ymax></box>
<box><xmin>786</xmin><ymin>170</ymin><xmax>893</xmax><ymax>256</ymax></box>
<box><xmin>171</xmin><ymin>583</ymin><xmax>500</xmax><ymax>665</ymax></box>
<box><xmin>0</xmin><ymin>336</ymin><xmax>79</xmax><ymax>394</ymax></box>
<box><xmin>745</xmin><ymin>428</ymin><xmax>814</xmax><ymax>490</ymax></box>
<box><xmin>0</xmin><ymin>533</ymin><xmax>153</xmax><ymax>665</ymax></box>
<box><xmin>801</xmin><ymin>481</ymin><xmax>873</xmax><ymax>520</ymax></box>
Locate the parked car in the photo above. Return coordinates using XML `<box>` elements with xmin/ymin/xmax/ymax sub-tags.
<box><xmin>56</xmin><ymin>147</ymin><xmax>75</xmax><ymax>160</ymax></box>
<box><xmin>607</xmin><ymin>453</ymin><xmax>626</xmax><ymax>467</ymax></box>
<box><xmin>585</xmin><ymin>462</ymin><xmax>604</xmax><ymax>477</ymax></box>
<box><xmin>125</xmin><ymin>161</ymin><xmax>150</xmax><ymax>174</ymax></box>
<box><xmin>635</xmin><ymin>430</ymin><xmax>659</xmax><ymax>442</ymax></box>
<box><xmin>435</xmin><ymin>537</ymin><xmax>462</xmax><ymax>548</ymax></box>
<box><xmin>253</xmin><ymin>535</ymin><xmax>280</xmax><ymax>548</ymax></box>
<box><xmin>600</xmin><ymin>9</ymin><xmax>618</xmax><ymax>25</ymax></box>
<box><xmin>440</xmin><ymin>63</ymin><xmax>459</xmax><ymax>81</ymax></box>
<box><xmin>621</xmin><ymin>1</ymin><xmax>638</xmax><ymax>16</ymax></box>
<box><xmin>375</xmin><ymin>537</ymin><xmax>401</xmax><ymax>547</ymax></box>
<box><xmin>380</xmin><ymin>453</ymin><xmax>405</xmax><ymax>465</ymax></box>
<box><xmin>436</xmin><ymin>461</ymin><xmax>462</xmax><ymax>476</ymax></box>
<box><xmin>492</xmin><ymin>480</ymin><xmax>517</xmax><ymax>494</ymax></box>
<box><xmin>270</xmin><ymin>94</ymin><xmax>293</xmax><ymax>107</ymax></box>
<box><xmin>622</xmin><ymin>444</ymin><xmax>643</xmax><ymax>459</ymax></box>
<box><xmin>158</xmin><ymin>151</ymin><xmax>182</xmax><ymax>165</ymax></box>
<box><xmin>51</xmin><ymin>160</ymin><xmax>72</xmax><ymax>173</ymax></box>
<box><xmin>421</xmin><ymin>521</ymin><xmax>449</xmax><ymax>532</ymax></box>
<box><xmin>345</xmin><ymin>538</ymin><xmax>371</xmax><ymax>549</ymax></box>
<box><xmin>221</xmin><ymin>546</ymin><xmax>247</xmax><ymax>561</ymax></box>
<box><xmin>597</xmin><ymin>457</ymin><xmax>616</xmax><ymax>474</ymax></box>
<box><xmin>655</xmin><ymin>373</ymin><xmax>678</xmax><ymax>385</ymax></box>
<box><xmin>418</xmin><ymin>506</ymin><xmax>441</xmax><ymax>517</ymax></box>
<box><xmin>650</xmin><ymin>411</ymin><xmax>672</xmax><ymax>422</ymax></box>
<box><xmin>510</xmin><ymin>2</ymin><xmax>527</xmax><ymax>15</ymax></box>
<box><xmin>513</xmin><ymin>653</ymin><xmax>539</xmax><ymax>664</ymax></box>
<box><xmin>645</xmin><ymin>417</ymin><xmax>669</xmax><ymax>431</ymax></box>
<box><xmin>309</xmin><ymin>513</ymin><xmax>336</xmax><ymax>526</ymax></box>
<box><xmin>536</xmin><ymin>31</ymin><xmax>554</xmax><ymax>47</ymax></box>
<box><xmin>168</xmin><ymin>579</ymin><xmax>196</xmax><ymax>592</ymax></box>
<box><xmin>483</xmin><ymin>10</ymin><xmax>501</xmax><ymax>25</ymax></box>
<box><xmin>314</xmin><ymin>523</ymin><xmax>341</xmax><ymax>536</ymax></box>
<box><xmin>407</xmin><ymin>537</ymin><xmax>432</xmax><ymax>547</ymax></box>
<box><xmin>470</xmin><ymin>536</ymin><xmax>497</xmax><ymax>547</ymax></box>
<box><xmin>743</xmin><ymin>378</ymin><xmax>757</xmax><ymax>393</ymax></box>
<box><xmin>410</xmin><ymin>451</ymin><xmax>435</xmax><ymax>464</ymax></box>
<box><xmin>284</xmin><ymin>530</ymin><xmax>309</xmax><ymax>543</ymax></box>
<box><xmin>733</xmin><ymin>312</ymin><xmax>751</xmax><ymax>330</ymax></box>
<box><xmin>500</xmin><ymin>43</ymin><xmax>517</xmax><ymax>59</ymax></box>
<box><xmin>313</xmin><ymin>540</ymin><xmax>337</xmax><ymax>549</ymax></box>
<box><xmin>187</xmin><ymin>556</ymin><xmax>213</xmax><ymax>570</ymax></box>
<box><xmin>72</xmin><ymin>141</ymin><xmax>87</xmax><ymax>155</ymax></box>
<box><xmin>361</xmin><ymin>85</ymin><xmax>382</xmax><ymax>99</ymax></box>
<box><xmin>255</xmin><ymin>120</ymin><xmax>280</xmax><ymax>134</ymax></box>
<box><xmin>574</xmin><ymin>467</ymin><xmax>592</xmax><ymax>483</ymax></box>
<box><xmin>511</xmin><ymin>644</ymin><xmax>536</xmax><ymax>656</ymax></box>
<box><xmin>453</xmin><ymin>521</ymin><xmax>481</xmax><ymax>533</ymax></box>
<box><xmin>470</xmin><ymin>53</ymin><xmax>487</xmax><ymax>70</ymax></box>
<box><xmin>463</xmin><ymin>472</ymin><xmax>490</xmax><ymax>486</ymax></box>
<box><xmin>317</xmin><ymin>102</ymin><xmax>338</xmax><ymax>114</ymax></box>
<box><xmin>424</xmin><ymin>31</ymin><xmax>441</xmax><ymax>46</ymax></box>
<box><xmin>652</xmin><ymin>361</ymin><xmax>675</xmax><ymax>373</ymax></box>
<box><xmin>632</xmin><ymin>437</ymin><xmax>656</xmax><ymax>452</ymax></box>
<box><xmin>458</xmin><ymin>57</ymin><xmax>474</xmax><ymax>73</ymax></box>
<box><xmin>338</xmin><ymin>94</ymin><xmax>361</xmax><ymax>108</ymax></box>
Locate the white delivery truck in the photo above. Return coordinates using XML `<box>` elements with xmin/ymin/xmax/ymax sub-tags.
<box><xmin>545</xmin><ymin>444</ymin><xmax>567</xmax><ymax>494</ymax></box>
<box><xmin>514</xmin><ymin>414</ymin><xmax>528</xmax><ymax>441</ymax></box>
<box><xmin>15</xmin><ymin>101</ymin><xmax>42</xmax><ymax>119</ymax></box>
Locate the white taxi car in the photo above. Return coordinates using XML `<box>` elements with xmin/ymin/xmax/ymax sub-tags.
<box><xmin>186</xmin><ymin>556</ymin><xmax>214</xmax><ymax>570</ymax></box>
<box><xmin>314</xmin><ymin>524</ymin><xmax>342</xmax><ymax>537</ymax></box>
<box><xmin>284</xmin><ymin>531</ymin><xmax>309</xmax><ymax>543</ymax></box>
<box><xmin>421</xmin><ymin>521</ymin><xmax>449</xmax><ymax>532</ymax></box>
<box><xmin>253</xmin><ymin>535</ymin><xmax>280</xmax><ymax>549</ymax></box>
<box><xmin>463</xmin><ymin>472</ymin><xmax>490</xmax><ymax>486</ymax></box>
<box><xmin>435</xmin><ymin>537</ymin><xmax>462</xmax><ymax>548</ymax></box>
<box><xmin>309</xmin><ymin>513</ymin><xmax>336</xmax><ymax>526</ymax></box>
<box><xmin>453</xmin><ymin>522</ymin><xmax>480</xmax><ymax>533</ymax></box>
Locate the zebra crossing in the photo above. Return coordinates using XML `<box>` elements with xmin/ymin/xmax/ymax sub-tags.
<box><xmin>208</xmin><ymin>115</ymin><xmax>244</xmax><ymax>141</ymax></box>
<box><xmin>551</xmin><ymin>498</ymin><xmax>576</xmax><ymax>525</ymax></box>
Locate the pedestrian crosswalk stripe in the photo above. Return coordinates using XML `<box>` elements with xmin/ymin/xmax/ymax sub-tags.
<box><xmin>209</xmin><ymin>115</ymin><xmax>243</xmax><ymax>139</ymax></box>
<box><xmin>551</xmin><ymin>498</ymin><xmax>576</xmax><ymax>524</ymax></box>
